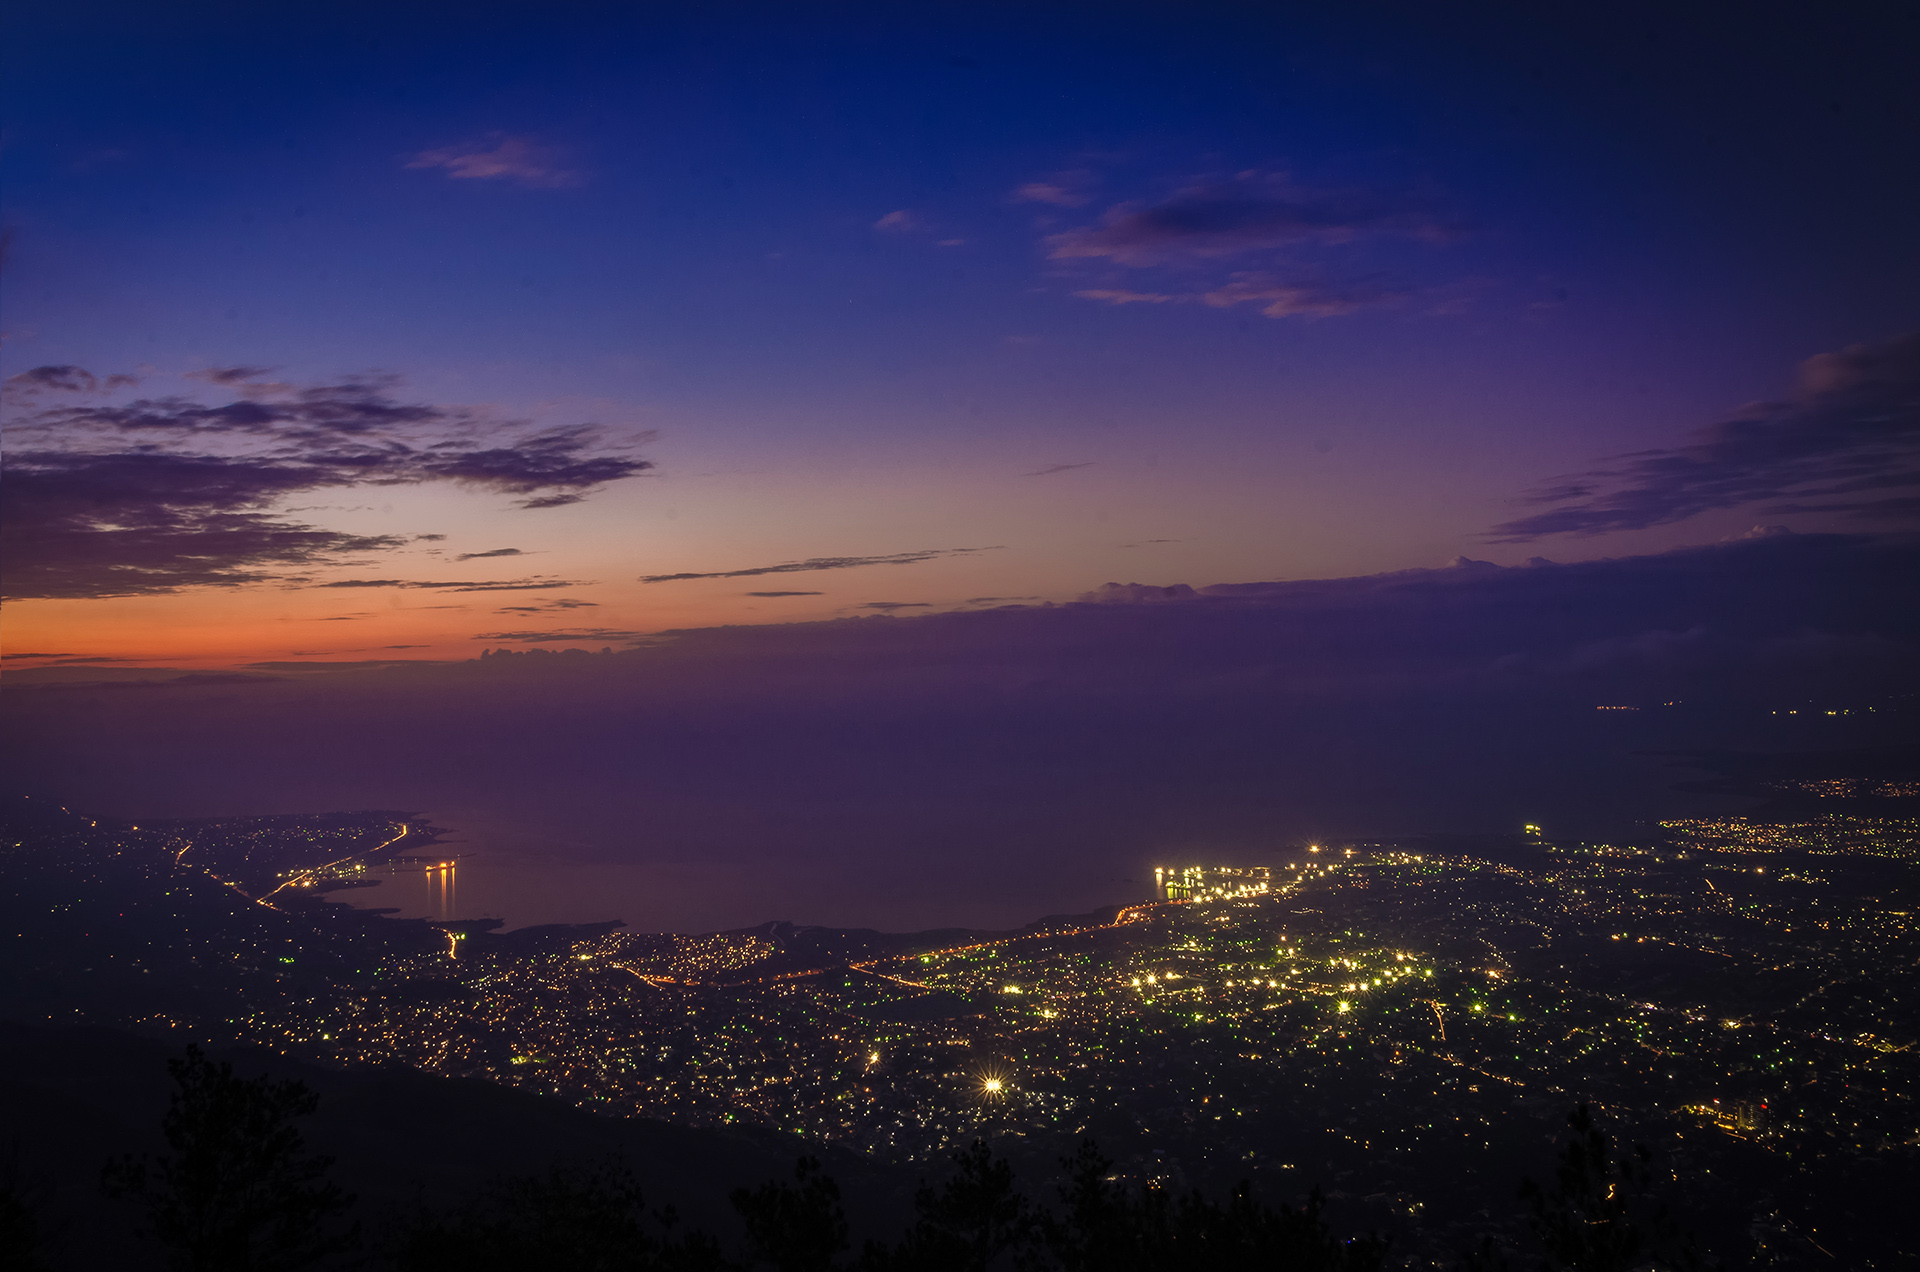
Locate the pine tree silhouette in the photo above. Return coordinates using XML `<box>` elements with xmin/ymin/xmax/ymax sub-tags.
<box><xmin>102</xmin><ymin>1046</ymin><xmax>356</xmax><ymax>1272</ymax></box>
<box><xmin>858</xmin><ymin>1138</ymin><xmax>1038</xmax><ymax>1271</ymax></box>
<box><xmin>388</xmin><ymin>1157</ymin><xmax>728</xmax><ymax>1271</ymax></box>
<box><xmin>1483</xmin><ymin>1103</ymin><xmax>1714</xmax><ymax>1272</ymax></box>
<box><xmin>732</xmin><ymin>1156</ymin><xmax>850</xmax><ymax>1272</ymax></box>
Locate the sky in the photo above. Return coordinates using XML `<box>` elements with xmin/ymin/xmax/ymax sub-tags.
<box><xmin>3</xmin><ymin>2</ymin><xmax>1918</xmax><ymax>928</ymax></box>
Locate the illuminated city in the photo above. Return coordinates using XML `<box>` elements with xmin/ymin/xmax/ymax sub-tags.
<box><xmin>5</xmin><ymin>781</ymin><xmax>1914</xmax><ymax>1265</ymax></box>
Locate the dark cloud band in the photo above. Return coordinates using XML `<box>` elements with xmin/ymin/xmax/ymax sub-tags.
<box><xmin>1</xmin><ymin>370</ymin><xmax>650</xmax><ymax>599</ymax></box>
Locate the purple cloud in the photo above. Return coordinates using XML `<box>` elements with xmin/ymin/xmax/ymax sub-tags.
<box><xmin>1490</xmin><ymin>332</ymin><xmax>1920</xmax><ymax>541</ymax></box>
<box><xmin>1046</xmin><ymin>173</ymin><xmax>1442</xmax><ymax>268</ymax></box>
<box><xmin>1040</xmin><ymin>172</ymin><xmax>1449</xmax><ymax>323</ymax></box>
<box><xmin>4</xmin><ymin>365</ymin><xmax>100</xmax><ymax>393</ymax></box>
<box><xmin>405</xmin><ymin>134</ymin><xmax>581</xmax><ymax>188</ymax></box>
<box><xmin>1198</xmin><ymin>273</ymin><xmax>1397</xmax><ymax>318</ymax></box>
<box><xmin>1011</xmin><ymin>169</ymin><xmax>1096</xmax><ymax>208</ymax></box>
<box><xmin>1</xmin><ymin>371</ymin><xmax>649</xmax><ymax>599</ymax></box>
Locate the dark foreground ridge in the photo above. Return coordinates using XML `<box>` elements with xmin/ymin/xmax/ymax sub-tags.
<box><xmin>3</xmin><ymin>1027</ymin><xmax>1718</xmax><ymax>1271</ymax></box>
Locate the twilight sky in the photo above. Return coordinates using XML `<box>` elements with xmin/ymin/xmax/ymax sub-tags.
<box><xmin>5</xmin><ymin>0</ymin><xmax>1919</xmax><ymax>667</ymax></box>
<box><xmin>3</xmin><ymin>3</ymin><xmax>1919</xmax><ymax>929</ymax></box>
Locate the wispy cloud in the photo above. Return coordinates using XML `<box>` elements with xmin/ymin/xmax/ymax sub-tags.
<box><xmin>1011</xmin><ymin>169</ymin><xmax>1096</xmax><ymax>208</ymax></box>
<box><xmin>455</xmin><ymin>547</ymin><xmax>525</xmax><ymax>561</ymax></box>
<box><xmin>858</xmin><ymin>601</ymin><xmax>930</xmax><ymax>611</ymax></box>
<box><xmin>1072</xmin><ymin>289</ymin><xmax>1176</xmax><ymax>307</ymax></box>
<box><xmin>746</xmin><ymin>591</ymin><xmax>824</xmax><ymax>598</ymax></box>
<box><xmin>1072</xmin><ymin>271</ymin><xmax>1398</xmax><ymax>320</ymax></box>
<box><xmin>1489</xmin><ymin>332</ymin><xmax>1920</xmax><ymax>541</ymax></box>
<box><xmin>1198</xmin><ymin>274</ymin><xmax>1393</xmax><ymax>318</ymax></box>
<box><xmin>639</xmin><ymin>547</ymin><xmax>1000</xmax><ymax>583</ymax></box>
<box><xmin>873</xmin><ymin>210</ymin><xmax>922</xmax><ymax>233</ymax></box>
<box><xmin>405</xmin><ymin>134</ymin><xmax>581</xmax><ymax>188</ymax></box>
<box><xmin>1025</xmin><ymin>463</ymin><xmax>1093</xmax><ymax>477</ymax></box>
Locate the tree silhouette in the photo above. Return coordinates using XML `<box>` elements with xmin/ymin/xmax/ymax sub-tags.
<box><xmin>0</xmin><ymin>1181</ymin><xmax>52</xmax><ymax>1272</ymax></box>
<box><xmin>388</xmin><ymin>1157</ymin><xmax>727</xmax><ymax>1271</ymax></box>
<box><xmin>1044</xmin><ymin>1139</ymin><xmax>1388</xmax><ymax>1272</ymax></box>
<box><xmin>1496</xmin><ymin>1104</ymin><xmax>1713</xmax><ymax>1272</ymax></box>
<box><xmin>732</xmin><ymin>1156</ymin><xmax>849</xmax><ymax>1272</ymax></box>
<box><xmin>858</xmin><ymin>1138</ymin><xmax>1038</xmax><ymax>1271</ymax></box>
<box><xmin>101</xmin><ymin>1045</ymin><xmax>355</xmax><ymax>1271</ymax></box>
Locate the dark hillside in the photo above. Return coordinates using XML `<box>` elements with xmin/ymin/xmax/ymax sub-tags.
<box><xmin>0</xmin><ymin>1021</ymin><xmax>907</xmax><ymax>1268</ymax></box>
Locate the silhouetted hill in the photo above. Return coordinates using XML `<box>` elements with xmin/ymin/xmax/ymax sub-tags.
<box><xmin>0</xmin><ymin>1021</ymin><xmax>909</xmax><ymax>1268</ymax></box>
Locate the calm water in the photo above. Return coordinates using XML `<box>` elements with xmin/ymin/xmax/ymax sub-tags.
<box><xmin>329</xmin><ymin>837</ymin><xmax>1146</xmax><ymax>936</ymax></box>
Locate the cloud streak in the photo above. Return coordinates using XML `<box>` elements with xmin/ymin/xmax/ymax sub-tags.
<box><xmin>496</xmin><ymin>598</ymin><xmax>598</xmax><ymax>613</ymax></box>
<box><xmin>639</xmin><ymin>547</ymin><xmax>999</xmax><ymax>583</ymax></box>
<box><xmin>1490</xmin><ymin>332</ymin><xmax>1920</xmax><ymax>540</ymax></box>
<box><xmin>314</xmin><ymin>577</ymin><xmax>584</xmax><ymax>592</ymax></box>
<box><xmin>1072</xmin><ymin>276</ymin><xmax>1392</xmax><ymax>320</ymax></box>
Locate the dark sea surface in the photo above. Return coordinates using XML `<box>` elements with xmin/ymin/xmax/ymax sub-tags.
<box><xmin>330</xmin><ymin>823</ymin><xmax>1149</xmax><ymax>933</ymax></box>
